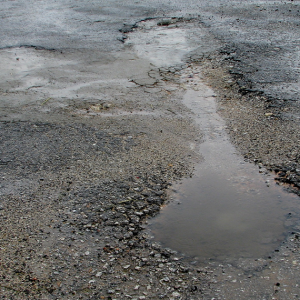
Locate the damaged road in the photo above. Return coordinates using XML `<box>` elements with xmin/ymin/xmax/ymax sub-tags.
<box><xmin>1</xmin><ymin>0</ymin><xmax>300</xmax><ymax>299</ymax></box>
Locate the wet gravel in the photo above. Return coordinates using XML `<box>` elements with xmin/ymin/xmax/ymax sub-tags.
<box><xmin>0</xmin><ymin>116</ymin><xmax>207</xmax><ymax>299</ymax></box>
<box><xmin>2</xmin><ymin>3</ymin><xmax>300</xmax><ymax>299</ymax></box>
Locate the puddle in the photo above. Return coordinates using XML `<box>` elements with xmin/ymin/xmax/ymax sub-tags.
<box><xmin>126</xmin><ymin>20</ymin><xmax>195</xmax><ymax>67</ymax></box>
<box><xmin>148</xmin><ymin>87</ymin><xmax>300</xmax><ymax>262</ymax></box>
<box><xmin>125</xmin><ymin>20</ymin><xmax>300</xmax><ymax>262</ymax></box>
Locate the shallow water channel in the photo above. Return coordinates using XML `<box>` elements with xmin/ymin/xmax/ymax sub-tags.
<box><xmin>148</xmin><ymin>87</ymin><xmax>300</xmax><ymax>262</ymax></box>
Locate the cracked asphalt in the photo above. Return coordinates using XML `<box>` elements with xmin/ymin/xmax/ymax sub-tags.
<box><xmin>1</xmin><ymin>0</ymin><xmax>300</xmax><ymax>299</ymax></box>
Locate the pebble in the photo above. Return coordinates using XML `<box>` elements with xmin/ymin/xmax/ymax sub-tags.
<box><xmin>123</xmin><ymin>265</ymin><xmax>131</xmax><ymax>269</ymax></box>
<box><xmin>96</xmin><ymin>272</ymin><xmax>102</xmax><ymax>277</ymax></box>
<box><xmin>103</xmin><ymin>103</ymin><xmax>112</xmax><ymax>109</ymax></box>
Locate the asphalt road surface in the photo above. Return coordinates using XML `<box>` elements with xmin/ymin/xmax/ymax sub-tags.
<box><xmin>1</xmin><ymin>1</ymin><xmax>300</xmax><ymax>299</ymax></box>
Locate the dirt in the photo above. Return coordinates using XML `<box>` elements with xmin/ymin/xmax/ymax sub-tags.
<box><xmin>0</xmin><ymin>31</ymin><xmax>207</xmax><ymax>298</ymax></box>
<box><xmin>1</xmin><ymin>14</ymin><xmax>300</xmax><ymax>300</ymax></box>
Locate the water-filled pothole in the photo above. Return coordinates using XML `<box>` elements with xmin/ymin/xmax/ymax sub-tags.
<box><xmin>126</xmin><ymin>18</ymin><xmax>300</xmax><ymax>263</ymax></box>
<box><xmin>148</xmin><ymin>87</ymin><xmax>300</xmax><ymax>262</ymax></box>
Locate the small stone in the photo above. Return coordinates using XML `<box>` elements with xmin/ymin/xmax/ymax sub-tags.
<box><xmin>172</xmin><ymin>292</ymin><xmax>181</xmax><ymax>297</ymax></box>
<box><xmin>90</xmin><ymin>105</ymin><xmax>102</xmax><ymax>111</ymax></box>
<box><xmin>103</xmin><ymin>103</ymin><xmax>112</xmax><ymax>109</ymax></box>
<box><xmin>157</xmin><ymin>19</ymin><xmax>172</xmax><ymax>26</ymax></box>
<box><xmin>124</xmin><ymin>232</ymin><xmax>133</xmax><ymax>239</ymax></box>
<box><xmin>85</xmin><ymin>251</ymin><xmax>90</xmax><ymax>256</ymax></box>
<box><xmin>135</xmin><ymin>266</ymin><xmax>142</xmax><ymax>270</ymax></box>
<box><xmin>108</xmin><ymin>289</ymin><xmax>115</xmax><ymax>294</ymax></box>
<box><xmin>134</xmin><ymin>285</ymin><xmax>140</xmax><ymax>290</ymax></box>
<box><xmin>96</xmin><ymin>272</ymin><xmax>102</xmax><ymax>277</ymax></box>
<box><xmin>180</xmin><ymin>266</ymin><xmax>189</xmax><ymax>273</ymax></box>
<box><xmin>123</xmin><ymin>265</ymin><xmax>131</xmax><ymax>269</ymax></box>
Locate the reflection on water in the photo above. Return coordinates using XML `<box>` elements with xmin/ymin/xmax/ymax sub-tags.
<box><xmin>148</xmin><ymin>88</ymin><xmax>299</xmax><ymax>262</ymax></box>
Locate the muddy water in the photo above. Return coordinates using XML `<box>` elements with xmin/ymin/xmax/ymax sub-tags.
<box><xmin>149</xmin><ymin>87</ymin><xmax>300</xmax><ymax>262</ymax></box>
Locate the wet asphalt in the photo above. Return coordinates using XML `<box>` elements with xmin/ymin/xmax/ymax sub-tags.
<box><xmin>1</xmin><ymin>1</ymin><xmax>300</xmax><ymax>299</ymax></box>
<box><xmin>1</xmin><ymin>0</ymin><xmax>300</xmax><ymax>107</ymax></box>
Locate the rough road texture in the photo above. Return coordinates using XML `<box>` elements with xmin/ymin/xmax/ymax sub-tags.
<box><xmin>0</xmin><ymin>99</ymin><xmax>203</xmax><ymax>299</ymax></box>
<box><xmin>1</xmin><ymin>1</ymin><xmax>300</xmax><ymax>299</ymax></box>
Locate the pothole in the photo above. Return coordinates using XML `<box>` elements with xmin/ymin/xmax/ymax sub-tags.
<box><xmin>148</xmin><ymin>68</ymin><xmax>300</xmax><ymax>263</ymax></box>
<box><xmin>125</xmin><ymin>19</ymin><xmax>197</xmax><ymax>68</ymax></box>
<box><xmin>127</xmin><ymin>18</ymin><xmax>300</xmax><ymax>264</ymax></box>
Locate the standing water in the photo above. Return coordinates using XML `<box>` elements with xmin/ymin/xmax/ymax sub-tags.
<box><xmin>126</xmin><ymin>20</ymin><xmax>300</xmax><ymax>262</ymax></box>
<box><xmin>148</xmin><ymin>86</ymin><xmax>299</xmax><ymax>262</ymax></box>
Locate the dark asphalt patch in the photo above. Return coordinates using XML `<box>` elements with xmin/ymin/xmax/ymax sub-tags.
<box><xmin>0</xmin><ymin>121</ymin><xmax>134</xmax><ymax>174</ymax></box>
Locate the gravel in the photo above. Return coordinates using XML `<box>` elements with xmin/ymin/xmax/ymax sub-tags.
<box><xmin>0</xmin><ymin>69</ymin><xmax>207</xmax><ymax>298</ymax></box>
<box><xmin>1</xmin><ymin>13</ymin><xmax>300</xmax><ymax>300</ymax></box>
